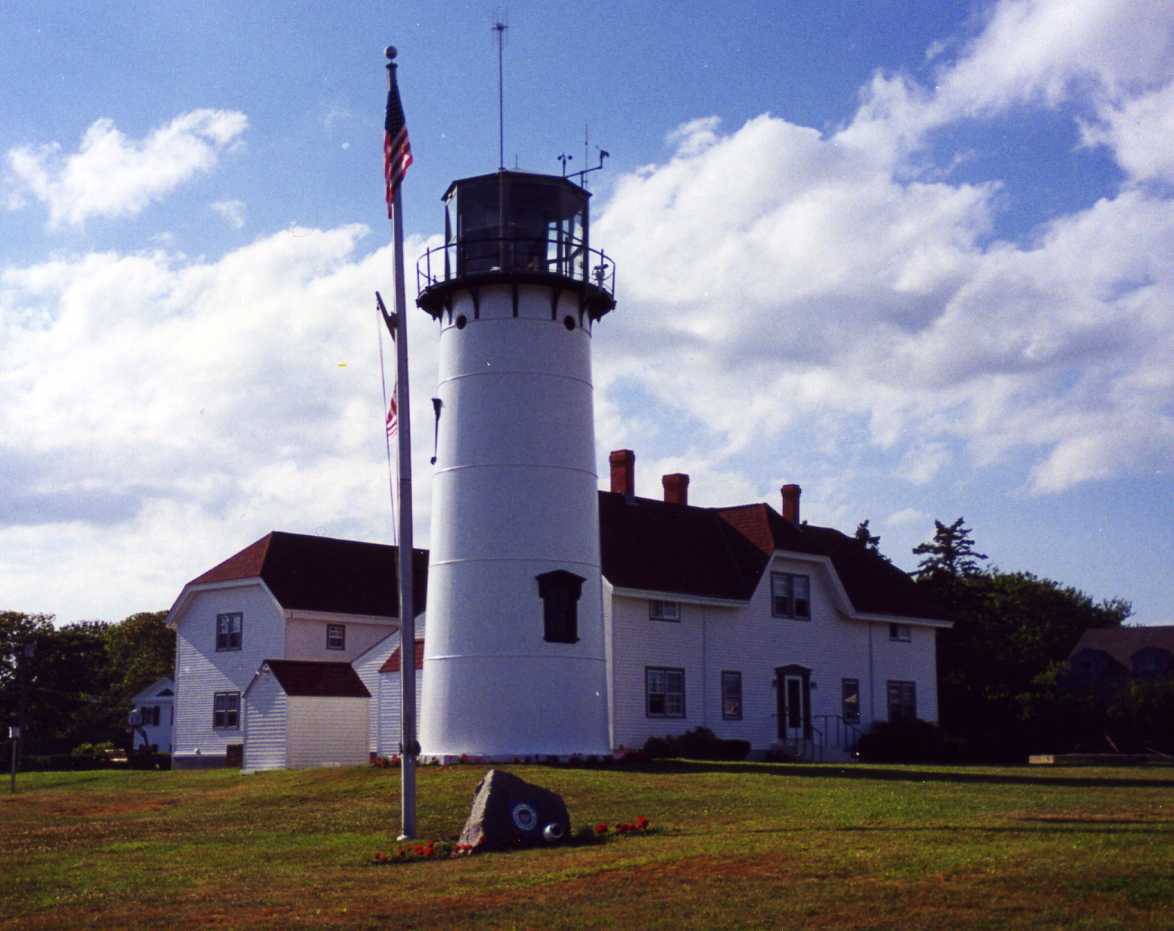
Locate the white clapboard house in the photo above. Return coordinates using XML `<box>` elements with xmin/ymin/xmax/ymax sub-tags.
<box><xmin>165</xmin><ymin>531</ymin><xmax>426</xmax><ymax>769</ymax></box>
<box><xmin>129</xmin><ymin>676</ymin><xmax>175</xmax><ymax>753</ymax></box>
<box><xmin>168</xmin><ymin>452</ymin><xmax>946</xmax><ymax>767</ymax></box>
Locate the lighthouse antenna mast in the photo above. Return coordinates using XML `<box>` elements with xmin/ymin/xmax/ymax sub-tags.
<box><xmin>493</xmin><ymin>18</ymin><xmax>507</xmax><ymax>170</ymax></box>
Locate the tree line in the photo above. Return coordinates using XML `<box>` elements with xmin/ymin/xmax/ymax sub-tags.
<box><xmin>1</xmin><ymin>610</ymin><xmax>173</xmax><ymax>759</ymax></box>
<box><xmin>859</xmin><ymin>516</ymin><xmax>1170</xmax><ymax>759</ymax></box>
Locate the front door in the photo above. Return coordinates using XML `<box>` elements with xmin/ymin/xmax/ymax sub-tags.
<box><xmin>776</xmin><ymin>666</ymin><xmax>808</xmax><ymax>741</ymax></box>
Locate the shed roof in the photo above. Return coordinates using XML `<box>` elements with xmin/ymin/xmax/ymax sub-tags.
<box><xmin>190</xmin><ymin>531</ymin><xmax>428</xmax><ymax>617</ymax></box>
<box><xmin>262</xmin><ymin>660</ymin><xmax>371</xmax><ymax>698</ymax></box>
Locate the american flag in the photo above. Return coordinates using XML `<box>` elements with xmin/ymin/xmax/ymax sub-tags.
<box><xmin>386</xmin><ymin>389</ymin><xmax>398</xmax><ymax>438</ymax></box>
<box><xmin>384</xmin><ymin>65</ymin><xmax>412</xmax><ymax>218</ymax></box>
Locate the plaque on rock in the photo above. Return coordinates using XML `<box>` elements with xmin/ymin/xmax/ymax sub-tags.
<box><xmin>459</xmin><ymin>769</ymin><xmax>571</xmax><ymax>851</ymax></box>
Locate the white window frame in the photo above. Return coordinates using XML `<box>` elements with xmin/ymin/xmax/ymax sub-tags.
<box><xmin>771</xmin><ymin>572</ymin><xmax>811</xmax><ymax>620</ymax></box>
<box><xmin>886</xmin><ymin>680</ymin><xmax>917</xmax><ymax>722</ymax></box>
<box><xmin>841</xmin><ymin>678</ymin><xmax>861</xmax><ymax>725</ymax></box>
<box><xmin>721</xmin><ymin>670</ymin><xmax>742</xmax><ymax>720</ymax></box>
<box><xmin>212</xmin><ymin>691</ymin><xmax>240</xmax><ymax>729</ymax></box>
<box><xmin>645</xmin><ymin>667</ymin><xmax>685</xmax><ymax>718</ymax></box>
<box><xmin>326</xmin><ymin>623</ymin><xmax>346</xmax><ymax>651</ymax></box>
<box><xmin>889</xmin><ymin>623</ymin><xmax>912</xmax><ymax>642</ymax></box>
<box><xmin>215</xmin><ymin>612</ymin><xmax>243</xmax><ymax>651</ymax></box>
<box><xmin>649</xmin><ymin>600</ymin><xmax>680</xmax><ymax>622</ymax></box>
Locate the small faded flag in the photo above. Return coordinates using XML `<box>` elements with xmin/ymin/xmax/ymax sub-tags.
<box><xmin>384</xmin><ymin>63</ymin><xmax>413</xmax><ymax>217</ymax></box>
<box><xmin>386</xmin><ymin>390</ymin><xmax>398</xmax><ymax>438</ymax></box>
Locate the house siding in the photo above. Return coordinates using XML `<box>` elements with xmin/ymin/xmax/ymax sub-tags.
<box><xmin>608</xmin><ymin>554</ymin><xmax>941</xmax><ymax>758</ymax></box>
<box><xmin>285</xmin><ymin>617</ymin><xmax>398</xmax><ymax>663</ymax></box>
<box><xmin>378</xmin><ymin>663</ymin><xmax>423</xmax><ymax>756</ymax></box>
<box><xmin>352</xmin><ymin>632</ymin><xmax>398</xmax><ymax>753</ymax></box>
<box><xmin>286</xmin><ymin>696</ymin><xmax>368</xmax><ymax>768</ymax></box>
<box><xmin>243</xmin><ymin>670</ymin><xmax>288</xmax><ymax>771</ymax></box>
<box><xmin>174</xmin><ymin>584</ymin><xmax>285</xmax><ymax>765</ymax></box>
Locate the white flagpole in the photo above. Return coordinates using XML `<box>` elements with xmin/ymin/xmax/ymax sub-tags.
<box><xmin>385</xmin><ymin>47</ymin><xmax>417</xmax><ymax>842</ymax></box>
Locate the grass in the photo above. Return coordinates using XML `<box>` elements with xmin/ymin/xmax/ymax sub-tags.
<box><xmin>2</xmin><ymin>761</ymin><xmax>1173</xmax><ymax>928</ymax></box>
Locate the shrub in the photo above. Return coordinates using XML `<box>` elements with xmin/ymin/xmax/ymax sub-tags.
<box><xmin>856</xmin><ymin>719</ymin><xmax>960</xmax><ymax>763</ymax></box>
<box><xmin>642</xmin><ymin>726</ymin><xmax>750</xmax><ymax>761</ymax></box>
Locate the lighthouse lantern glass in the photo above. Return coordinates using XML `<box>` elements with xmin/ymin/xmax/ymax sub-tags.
<box><xmin>443</xmin><ymin>172</ymin><xmax>588</xmax><ymax>280</ymax></box>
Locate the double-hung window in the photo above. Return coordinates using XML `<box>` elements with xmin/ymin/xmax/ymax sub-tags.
<box><xmin>886</xmin><ymin>681</ymin><xmax>917</xmax><ymax>722</ymax></box>
<box><xmin>649</xmin><ymin>600</ymin><xmax>680</xmax><ymax>622</ymax></box>
<box><xmin>721</xmin><ymin>671</ymin><xmax>743</xmax><ymax>720</ymax></box>
<box><xmin>213</xmin><ymin>691</ymin><xmax>240</xmax><ymax>729</ymax></box>
<box><xmin>215</xmin><ymin>612</ymin><xmax>243</xmax><ymax>651</ymax></box>
<box><xmin>771</xmin><ymin>572</ymin><xmax>811</xmax><ymax>620</ymax></box>
<box><xmin>841</xmin><ymin>679</ymin><xmax>861</xmax><ymax>724</ymax></box>
<box><xmin>889</xmin><ymin>623</ymin><xmax>912</xmax><ymax>642</ymax></box>
<box><xmin>326</xmin><ymin>624</ymin><xmax>346</xmax><ymax>651</ymax></box>
<box><xmin>646</xmin><ymin>667</ymin><xmax>685</xmax><ymax>718</ymax></box>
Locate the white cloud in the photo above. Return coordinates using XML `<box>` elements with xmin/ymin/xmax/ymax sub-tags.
<box><xmin>0</xmin><ymin>225</ymin><xmax>442</xmax><ymax>620</ymax></box>
<box><xmin>839</xmin><ymin>0</ymin><xmax>1174</xmax><ymax>170</ymax></box>
<box><xmin>211</xmin><ymin>198</ymin><xmax>247</xmax><ymax>229</ymax></box>
<box><xmin>886</xmin><ymin>508</ymin><xmax>929</xmax><ymax>529</ymax></box>
<box><xmin>5</xmin><ymin>109</ymin><xmax>248</xmax><ymax>229</ymax></box>
<box><xmin>594</xmin><ymin>96</ymin><xmax>1174</xmax><ymax>502</ymax></box>
<box><xmin>1081</xmin><ymin>80</ymin><xmax>1174</xmax><ymax>184</ymax></box>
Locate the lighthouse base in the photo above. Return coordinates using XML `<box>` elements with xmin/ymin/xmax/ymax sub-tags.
<box><xmin>419</xmin><ymin>654</ymin><xmax>611</xmax><ymax>760</ymax></box>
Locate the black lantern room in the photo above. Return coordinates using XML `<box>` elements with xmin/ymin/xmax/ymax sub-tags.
<box><xmin>416</xmin><ymin>170</ymin><xmax>616</xmax><ymax>320</ymax></box>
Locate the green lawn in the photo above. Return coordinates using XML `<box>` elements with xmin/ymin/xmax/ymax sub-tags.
<box><xmin>2</xmin><ymin>761</ymin><xmax>1172</xmax><ymax>928</ymax></box>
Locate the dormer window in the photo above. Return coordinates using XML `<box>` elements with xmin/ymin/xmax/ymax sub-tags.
<box><xmin>536</xmin><ymin>570</ymin><xmax>585</xmax><ymax>644</ymax></box>
<box><xmin>771</xmin><ymin>573</ymin><xmax>810</xmax><ymax>620</ymax></box>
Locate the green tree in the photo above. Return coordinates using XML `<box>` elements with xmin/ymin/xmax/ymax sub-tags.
<box><xmin>912</xmin><ymin>517</ymin><xmax>988</xmax><ymax>582</ymax></box>
<box><xmin>854</xmin><ymin>519</ymin><xmax>880</xmax><ymax>552</ymax></box>
<box><xmin>104</xmin><ymin>611</ymin><xmax>174</xmax><ymax>703</ymax></box>
<box><xmin>929</xmin><ymin>569</ymin><xmax>1130</xmax><ymax>760</ymax></box>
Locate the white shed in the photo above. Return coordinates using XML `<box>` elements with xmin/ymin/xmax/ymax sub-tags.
<box><xmin>243</xmin><ymin>660</ymin><xmax>370</xmax><ymax>771</ymax></box>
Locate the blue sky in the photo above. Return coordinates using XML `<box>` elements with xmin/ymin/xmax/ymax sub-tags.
<box><xmin>2</xmin><ymin>1</ymin><xmax>1172</xmax><ymax>625</ymax></box>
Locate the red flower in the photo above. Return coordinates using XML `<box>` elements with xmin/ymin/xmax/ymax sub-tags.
<box><xmin>594</xmin><ymin>822</ymin><xmax>608</xmax><ymax>835</ymax></box>
<box><xmin>636</xmin><ymin>816</ymin><xmax>649</xmax><ymax>830</ymax></box>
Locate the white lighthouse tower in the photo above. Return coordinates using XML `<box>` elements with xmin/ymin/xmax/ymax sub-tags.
<box><xmin>416</xmin><ymin>170</ymin><xmax>616</xmax><ymax>758</ymax></box>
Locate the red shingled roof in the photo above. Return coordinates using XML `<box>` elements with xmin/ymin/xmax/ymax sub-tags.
<box><xmin>380</xmin><ymin>640</ymin><xmax>424</xmax><ymax>673</ymax></box>
<box><xmin>263</xmin><ymin>660</ymin><xmax>370</xmax><ymax>698</ymax></box>
<box><xmin>190</xmin><ymin>531</ymin><xmax>428</xmax><ymax>617</ymax></box>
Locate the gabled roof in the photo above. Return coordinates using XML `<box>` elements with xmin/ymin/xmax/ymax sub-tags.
<box><xmin>1069</xmin><ymin>625</ymin><xmax>1174</xmax><ymax>667</ymax></box>
<box><xmin>599</xmin><ymin>492</ymin><xmax>945</xmax><ymax>620</ymax></box>
<box><xmin>130</xmin><ymin>677</ymin><xmax>175</xmax><ymax>705</ymax></box>
<box><xmin>189</xmin><ymin>531</ymin><xmax>428</xmax><ymax>617</ymax></box>
<box><xmin>262</xmin><ymin>660</ymin><xmax>370</xmax><ymax>698</ymax></box>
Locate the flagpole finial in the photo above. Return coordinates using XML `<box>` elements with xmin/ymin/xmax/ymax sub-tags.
<box><xmin>385</xmin><ymin>46</ymin><xmax>397</xmax><ymax>62</ymax></box>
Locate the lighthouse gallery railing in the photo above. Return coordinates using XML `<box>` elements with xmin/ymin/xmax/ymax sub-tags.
<box><xmin>416</xmin><ymin>237</ymin><xmax>616</xmax><ymax>300</ymax></box>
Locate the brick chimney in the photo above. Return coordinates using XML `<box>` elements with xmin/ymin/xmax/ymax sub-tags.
<box><xmin>662</xmin><ymin>473</ymin><xmax>690</xmax><ymax>506</ymax></box>
<box><xmin>609</xmin><ymin>449</ymin><xmax>635</xmax><ymax>496</ymax></box>
<box><xmin>781</xmin><ymin>483</ymin><xmax>802</xmax><ymax>524</ymax></box>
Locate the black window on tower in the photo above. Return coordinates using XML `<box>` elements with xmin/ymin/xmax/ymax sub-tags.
<box><xmin>536</xmin><ymin>570</ymin><xmax>585</xmax><ymax>644</ymax></box>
